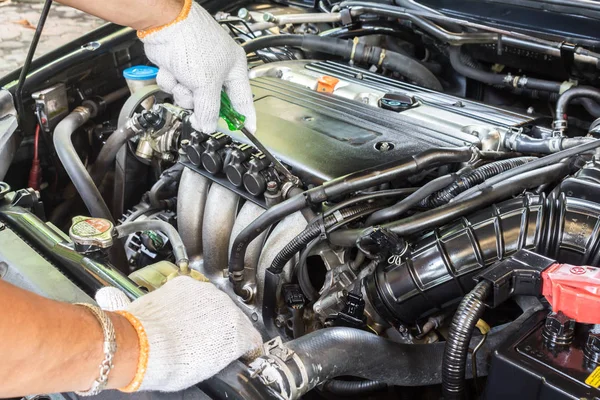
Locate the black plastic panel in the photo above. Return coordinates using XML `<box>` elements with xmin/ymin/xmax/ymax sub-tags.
<box><xmin>485</xmin><ymin>311</ymin><xmax>600</xmax><ymax>400</ymax></box>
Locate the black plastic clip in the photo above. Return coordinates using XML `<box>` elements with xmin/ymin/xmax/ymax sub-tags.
<box><xmin>474</xmin><ymin>249</ymin><xmax>556</xmax><ymax>308</ymax></box>
<box><xmin>560</xmin><ymin>42</ymin><xmax>580</xmax><ymax>78</ymax></box>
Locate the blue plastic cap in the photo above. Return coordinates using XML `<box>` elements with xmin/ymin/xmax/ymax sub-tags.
<box><xmin>123</xmin><ymin>66</ymin><xmax>159</xmax><ymax>81</ymax></box>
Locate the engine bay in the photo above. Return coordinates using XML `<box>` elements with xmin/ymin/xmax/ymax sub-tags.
<box><xmin>3</xmin><ymin>0</ymin><xmax>600</xmax><ymax>399</ymax></box>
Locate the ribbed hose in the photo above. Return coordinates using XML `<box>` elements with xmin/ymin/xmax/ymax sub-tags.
<box><xmin>330</xmin><ymin>161</ymin><xmax>571</xmax><ymax>246</ymax></box>
<box><xmin>270</xmin><ymin>203</ymin><xmax>375</xmax><ymax>273</ymax></box>
<box><xmin>424</xmin><ymin>157</ymin><xmax>536</xmax><ymax>207</ymax></box>
<box><xmin>454</xmin><ymin>139</ymin><xmax>600</xmax><ymax>202</ymax></box>
<box><xmin>324</xmin><ymin>380</ymin><xmax>387</xmax><ymax>396</ymax></box>
<box><xmin>242</xmin><ymin>34</ymin><xmax>443</xmax><ymax>91</ymax></box>
<box><xmin>442</xmin><ymin>281</ymin><xmax>492</xmax><ymax>400</ymax></box>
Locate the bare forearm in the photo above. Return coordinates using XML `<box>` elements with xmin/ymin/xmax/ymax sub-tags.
<box><xmin>0</xmin><ymin>280</ymin><xmax>138</xmax><ymax>397</ymax></box>
<box><xmin>55</xmin><ymin>0</ymin><xmax>184</xmax><ymax>31</ymax></box>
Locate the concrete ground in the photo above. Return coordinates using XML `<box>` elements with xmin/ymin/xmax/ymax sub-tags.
<box><xmin>0</xmin><ymin>0</ymin><xmax>105</xmax><ymax>77</ymax></box>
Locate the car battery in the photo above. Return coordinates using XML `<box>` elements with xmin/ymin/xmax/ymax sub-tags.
<box><xmin>484</xmin><ymin>310</ymin><xmax>600</xmax><ymax>400</ymax></box>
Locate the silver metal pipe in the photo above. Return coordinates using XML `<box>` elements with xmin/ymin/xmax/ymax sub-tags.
<box><xmin>0</xmin><ymin>206</ymin><xmax>144</xmax><ymax>299</ymax></box>
<box><xmin>263</xmin><ymin>12</ymin><xmax>343</xmax><ymax>25</ymax></box>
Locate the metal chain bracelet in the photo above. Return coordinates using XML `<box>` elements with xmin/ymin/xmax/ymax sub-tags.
<box><xmin>74</xmin><ymin>303</ymin><xmax>118</xmax><ymax>396</ymax></box>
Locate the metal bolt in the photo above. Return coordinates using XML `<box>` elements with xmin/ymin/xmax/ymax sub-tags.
<box><xmin>275</xmin><ymin>315</ymin><xmax>287</xmax><ymax>328</ymax></box>
<box><xmin>527</xmin><ymin>106</ymin><xmax>535</xmax><ymax>115</ymax></box>
<box><xmin>263</xmin><ymin>12</ymin><xmax>276</xmax><ymax>22</ymax></box>
<box><xmin>181</xmin><ymin>139</ymin><xmax>190</xmax><ymax>148</ymax></box>
<box><xmin>585</xmin><ymin>330</ymin><xmax>600</xmax><ymax>364</ymax></box>
<box><xmin>237</xmin><ymin>8</ymin><xmax>250</xmax><ymax>20</ymax></box>
<box><xmin>251</xmin><ymin>313</ymin><xmax>259</xmax><ymax>322</ymax></box>
<box><xmin>267</xmin><ymin>181</ymin><xmax>278</xmax><ymax>193</ymax></box>
<box><xmin>542</xmin><ymin>311</ymin><xmax>576</xmax><ymax>345</ymax></box>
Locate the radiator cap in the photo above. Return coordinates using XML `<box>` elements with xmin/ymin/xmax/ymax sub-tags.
<box><xmin>69</xmin><ymin>216</ymin><xmax>114</xmax><ymax>250</ymax></box>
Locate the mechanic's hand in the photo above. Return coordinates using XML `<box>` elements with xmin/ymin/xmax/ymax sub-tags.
<box><xmin>139</xmin><ymin>0</ymin><xmax>256</xmax><ymax>133</ymax></box>
<box><xmin>96</xmin><ymin>276</ymin><xmax>263</xmax><ymax>392</ymax></box>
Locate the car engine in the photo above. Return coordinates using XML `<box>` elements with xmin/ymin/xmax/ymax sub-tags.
<box><xmin>3</xmin><ymin>0</ymin><xmax>600</xmax><ymax>399</ymax></box>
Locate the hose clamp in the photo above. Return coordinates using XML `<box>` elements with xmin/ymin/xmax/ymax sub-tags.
<box><xmin>552</xmin><ymin>119</ymin><xmax>568</xmax><ymax>133</ymax></box>
<box><xmin>377</xmin><ymin>49</ymin><xmax>387</xmax><ymax>68</ymax></box>
<box><xmin>350</xmin><ymin>37</ymin><xmax>360</xmax><ymax>66</ymax></box>
<box><xmin>249</xmin><ymin>337</ymin><xmax>309</xmax><ymax>400</ymax></box>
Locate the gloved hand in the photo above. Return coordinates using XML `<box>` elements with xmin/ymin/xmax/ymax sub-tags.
<box><xmin>139</xmin><ymin>0</ymin><xmax>257</xmax><ymax>134</ymax></box>
<box><xmin>96</xmin><ymin>276</ymin><xmax>263</xmax><ymax>392</ymax></box>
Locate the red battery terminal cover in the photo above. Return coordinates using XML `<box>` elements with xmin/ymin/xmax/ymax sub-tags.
<box><xmin>542</xmin><ymin>263</ymin><xmax>600</xmax><ymax>324</ymax></box>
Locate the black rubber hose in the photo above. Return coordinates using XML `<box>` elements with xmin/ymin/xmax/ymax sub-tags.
<box><xmin>89</xmin><ymin>123</ymin><xmax>140</xmax><ymax>185</ymax></box>
<box><xmin>448</xmin><ymin>47</ymin><xmax>562</xmax><ymax>92</ymax></box>
<box><xmin>53</xmin><ymin>106</ymin><xmax>113</xmax><ymax>222</ymax></box>
<box><xmin>298</xmin><ymin>236</ymin><xmax>323</xmax><ymax>301</ymax></box>
<box><xmin>148</xmin><ymin>164</ymin><xmax>184</xmax><ymax>208</ymax></box>
<box><xmin>324</xmin><ymin>380</ymin><xmax>387</xmax><ymax>396</ymax></box>
<box><xmin>442</xmin><ymin>281</ymin><xmax>492</xmax><ymax>400</ymax></box>
<box><xmin>503</xmin><ymin>133</ymin><xmax>593</xmax><ymax>154</ymax></box>
<box><xmin>366</xmin><ymin>173</ymin><xmax>458</xmax><ymax>225</ymax></box>
<box><xmin>424</xmin><ymin>157</ymin><xmax>536</xmax><ymax>208</ymax></box>
<box><xmin>277</xmin><ymin>304</ymin><xmax>536</xmax><ymax>391</ymax></box>
<box><xmin>329</xmin><ymin>161</ymin><xmax>571</xmax><ymax>246</ymax></box>
<box><xmin>242</xmin><ymin>34</ymin><xmax>443</xmax><ymax>91</ymax></box>
<box><xmin>454</xmin><ymin>139</ymin><xmax>600</xmax><ymax>202</ymax></box>
<box><xmin>229</xmin><ymin>147</ymin><xmax>474</xmax><ymax>279</ymax></box>
<box><xmin>323</xmin><ymin>187</ymin><xmax>418</xmax><ymax>218</ymax></box>
<box><xmin>555</xmin><ymin>86</ymin><xmax>600</xmax><ymax>132</ymax></box>
<box><xmin>271</xmin><ymin>203</ymin><xmax>375</xmax><ymax>274</ymax></box>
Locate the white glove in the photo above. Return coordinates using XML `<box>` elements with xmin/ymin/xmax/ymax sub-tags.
<box><xmin>139</xmin><ymin>0</ymin><xmax>257</xmax><ymax>134</ymax></box>
<box><xmin>96</xmin><ymin>276</ymin><xmax>263</xmax><ymax>392</ymax></box>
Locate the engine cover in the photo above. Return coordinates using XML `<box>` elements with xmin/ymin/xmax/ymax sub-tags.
<box><xmin>182</xmin><ymin>61</ymin><xmax>543</xmax><ymax>203</ymax></box>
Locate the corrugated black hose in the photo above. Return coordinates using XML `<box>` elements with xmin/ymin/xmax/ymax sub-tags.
<box><xmin>423</xmin><ymin>157</ymin><xmax>536</xmax><ymax>208</ymax></box>
<box><xmin>442</xmin><ymin>281</ymin><xmax>492</xmax><ymax>400</ymax></box>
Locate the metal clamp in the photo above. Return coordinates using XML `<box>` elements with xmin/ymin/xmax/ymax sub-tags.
<box><xmin>377</xmin><ymin>49</ymin><xmax>387</xmax><ymax>68</ymax></box>
<box><xmin>249</xmin><ymin>337</ymin><xmax>309</xmax><ymax>400</ymax></box>
<box><xmin>349</xmin><ymin>37</ymin><xmax>360</xmax><ymax>65</ymax></box>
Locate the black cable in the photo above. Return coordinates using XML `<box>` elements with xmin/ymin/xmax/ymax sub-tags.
<box><xmin>330</xmin><ymin>161</ymin><xmax>572</xmax><ymax>247</ymax></box>
<box><xmin>442</xmin><ymin>281</ymin><xmax>492</xmax><ymax>400</ymax></box>
<box><xmin>454</xmin><ymin>139</ymin><xmax>600</xmax><ymax>202</ymax></box>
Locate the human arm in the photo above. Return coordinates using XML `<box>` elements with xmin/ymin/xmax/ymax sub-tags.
<box><xmin>55</xmin><ymin>0</ymin><xmax>257</xmax><ymax>134</ymax></box>
<box><xmin>55</xmin><ymin>0</ymin><xmax>184</xmax><ymax>31</ymax></box>
<box><xmin>0</xmin><ymin>276</ymin><xmax>262</xmax><ymax>396</ymax></box>
<box><xmin>0</xmin><ymin>279</ymin><xmax>138</xmax><ymax>397</ymax></box>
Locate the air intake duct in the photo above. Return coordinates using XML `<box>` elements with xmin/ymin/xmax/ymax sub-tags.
<box><xmin>366</xmin><ymin>193</ymin><xmax>600</xmax><ymax>324</ymax></box>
